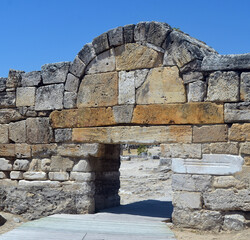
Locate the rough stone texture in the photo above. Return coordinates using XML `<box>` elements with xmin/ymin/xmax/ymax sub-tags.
<box><xmin>35</xmin><ymin>83</ymin><xmax>64</xmax><ymax>111</ymax></box>
<box><xmin>10</xmin><ymin>171</ymin><xmax>23</xmax><ymax>180</ymax></box>
<box><xmin>134</xmin><ymin>22</ymin><xmax>147</xmax><ymax>42</ymax></box>
<box><xmin>193</xmin><ymin>125</ymin><xmax>228</xmax><ymax>143</ymax></box>
<box><xmin>28</xmin><ymin>159</ymin><xmax>42</xmax><ymax>171</ymax></box>
<box><xmin>31</xmin><ymin>144</ymin><xmax>57</xmax><ymax>158</ymax></box>
<box><xmin>72</xmin><ymin>160</ymin><xmax>91</xmax><ymax>172</ymax></box>
<box><xmin>223</xmin><ymin>214</ymin><xmax>246</xmax><ymax>231</ymax></box>
<box><xmin>0</xmin><ymin>144</ymin><xmax>15</xmax><ymax>157</ymax></box>
<box><xmin>9</xmin><ymin>120</ymin><xmax>26</xmax><ymax>143</ymax></box>
<box><xmin>13</xmin><ymin>159</ymin><xmax>29</xmax><ymax>171</ymax></box>
<box><xmin>206</xmin><ymin>71</ymin><xmax>239</xmax><ymax>102</ymax></box>
<box><xmin>132</xmin><ymin>103</ymin><xmax>224</xmax><ymax>125</ymax></box>
<box><xmin>0</xmin><ymin>77</ymin><xmax>7</xmax><ymax>92</ymax></box>
<box><xmin>65</xmin><ymin>73</ymin><xmax>79</xmax><ymax>92</ymax></box>
<box><xmin>183</xmin><ymin>72</ymin><xmax>203</xmax><ymax>84</ymax></box>
<box><xmin>23</xmin><ymin>172</ymin><xmax>47</xmax><ymax>180</ymax></box>
<box><xmin>172</xmin><ymin>208</ymin><xmax>223</xmax><ymax>231</ymax></box>
<box><xmin>92</xmin><ymin>33</ymin><xmax>109</xmax><ymax>55</ymax></box>
<box><xmin>16</xmin><ymin>87</ymin><xmax>36</xmax><ymax>106</ymax></box>
<box><xmin>224</xmin><ymin>102</ymin><xmax>250</xmax><ymax>123</ymax></box>
<box><xmin>78</xmin><ymin>43</ymin><xmax>96</xmax><ymax>66</ymax></box>
<box><xmin>229</xmin><ymin>123</ymin><xmax>250</xmax><ymax>141</ymax></box>
<box><xmin>213</xmin><ymin>176</ymin><xmax>246</xmax><ymax>189</ymax></box>
<box><xmin>136</xmin><ymin>67</ymin><xmax>186</xmax><ymax>104</ymax></box>
<box><xmin>55</xmin><ymin>128</ymin><xmax>72</xmax><ymax>143</ymax></box>
<box><xmin>201</xmin><ymin>53</ymin><xmax>250</xmax><ymax>71</ymax></box>
<box><xmin>41</xmin><ymin>158</ymin><xmax>51</xmax><ymax>172</ymax></box>
<box><xmin>0</xmin><ymin>109</ymin><xmax>23</xmax><ymax>124</ymax></box>
<box><xmin>26</xmin><ymin>118</ymin><xmax>53</xmax><ymax>144</ymax></box>
<box><xmin>202</xmin><ymin>142</ymin><xmax>239</xmax><ymax>155</ymax></box>
<box><xmin>70</xmin><ymin>172</ymin><xmax>95</xmax><ymax>182</ymax></box>
<box><xmin>49</xmin><ymin>172</ymin><xmax>69</xmax><ymax>181</ymax></box>
<box><xmin>63</xmin><ymin>92</ymin><xmax>77</xmax><ymax>109</ymax></box>
<box><xmin>118</xmin><ymin>71</ymin><xmax>135</xmax><ymax>104</ymax></box>
<box><xmin>0</xmin><ymin>172</ymin><xmax>7</xmax><ymax>179</ymax></box>
<box><xmin>115</xmin><ymin>43</ymin><xmax>163</xmax><ymax>71</ymax></box>
<box><xmin>7</xmin><ymin>69</ymin><xmax>24</xmax><ymax>88</ymax></box>
<box><xmin>240</xmin><ymin>142</ymin><xmax>250</xmax><ymax>155</ymax></box>
<box><xmin>41</xmin><ymin>62</ymin><xmax>70</xmax><ymax>84</ymax></box>
<box><xmin>21</xmin><ymin>71</ymin><xmax>41</xmax><ymax>86</ymax></box>
<box><xmin>204</xmin><ymin>189</ymin><xmax>250</xmax><ymax>211</ymax></box>
<box><xmin>72</xmin><ymin>125</ymin><xmax>192</xmax><ymax>144</ymax></box>
<box><xmin>134</xmin><ymin>69</ymin><xmax>149</xmax><ymax>88</ymax></box>
<box><xmin>0</xmin><ymin>92</ymin><xmax>16</xmax><ymax>108</ymax></box>
<box><xmin>113</xmin><ymin>105</ymin><xmax>134</xmax><ymax>124</ymax></box>
<box><xmin>173</xmin><ymin>192</ymin><xmax>202</xmax><ymax>209</ymax></box>
<box><xmin>172</xmin><ymin>154</ymin><xmax>244</xmax><ymax>175</ymax></box>
<box><xmin>77</xmin><ymin>72</ymin><xmax>118</xmax><ymax>108</ymax></box>
<box><xmin>15</xmin><ymin>143</ymin><xmax>31</xmax><ymax>158</ymax></box>
<box><xmin>123</xmin><ymin>24</ymin><xmax>135</xmax><ymax>43</ymax></box>
<box><xmin>0</xmin><ymin>158</ymin><xmax>12</xmax><ymax>171</ymax></box>
<box><xmin>69</xmin><ymin>55</ymin><xmax>86</xmax><ymax>78</ymax></box>
<box><xmin>187</xmin><ymin>80</ymin><xmax>206</xmax><ymax>102</ymax></box>
<box><xmin>0</xmin><ymin>124</ymin><xmax>8</xmax><ymax>143</ymax></box>
<box><xmin>108</xmin><ymin>26</ymin><xmax>124</xmax><ymax>47</ymax></box>
<box><xmin>161</xmin><ymin>144</ymin><xmax>201</xmax><ymax>158</ymax></box>
<box><xmin>240</xmin><ymin>72</ymin><xmax>250</xmax><ymax>101</ymax></box>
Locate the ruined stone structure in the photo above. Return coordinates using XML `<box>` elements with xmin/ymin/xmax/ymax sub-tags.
<box><xmin>0</xmin><ymin>22</ymin><xmax>249</xmax><ymax>230</ymax></box>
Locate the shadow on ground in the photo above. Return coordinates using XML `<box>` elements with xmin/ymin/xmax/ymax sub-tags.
<box><xmin>99</xmin><ymin>200</ymin><xmax>173</xmax><ymax>219</ymax></box>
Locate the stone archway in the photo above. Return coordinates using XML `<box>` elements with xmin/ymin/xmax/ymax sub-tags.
<box><xmin>0</xmin><ymin>21</ymin><xmax>249</xmax><ymax>231</ymax></box>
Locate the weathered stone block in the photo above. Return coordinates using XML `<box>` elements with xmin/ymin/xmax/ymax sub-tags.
<box><xmin>193</xmin><ymin>124</ymin><xmax>228</xmax><ymax>143</ymax></box>
<box><xmin>15</xmin><ymin>143</ymin><xmax>31</xmax><ymax>158</ymax></box>
<box><xmin>49</xmin><ymin>172</ymin><xmax>69</xmax><ymax>181</ymax></box>
<box><xmin>161</xmin><ymin>144</ymin><xmax>201</xmax><ymax>158</ymax></box>
<box><xmin>0</xmin><ymin>171</ymin><xmax>7</xmax><ymax>179</ymax></box>
<box><xmin>0</xmin><ymin>92</ymin><xmax>15</xmax><ymax>108</ymax></box>
<box><xmin>112</xmin><ymin>105</ymin><xmax>134</xmax><ymax>124</ymax></box>
<box><xmin>72</xmin><ymin>160</ymin><xmax>91</xmax><ymax>172</ymax></box>
<box><xmin>65</xmin><ymin>73</ymin><xmax>79</xmax><ymax>92</ymax></box>
<box><xmin>187</xmin><ymin>80</ymin><xmax>206</xmax><ymax>102</ymax></box>
<box><xmin>31</xmin><ymin>144</ymin><xmax>57</xmax><ymax>157</ymax></box>
<box><xmin>132</xmin><ymin>103</ymin><xmax>224</xmax><ymax>125</ymax></box>
<box><xmin>21</xmin><ymin>71</ymin><xmax>41</xmax><ymax>86</ymax></box>
<box><xmin>26</xmin><ymin>118</ymin><xmax>53</xmax><ymax>144</ymax></box>
<box><xmin>35</xmin><ymin>84</ymin><xmax>64</xmax><ymax>110</ymax></box>
<box><xmin>10</xmin><ymin>171</ymin><xmax>23</xmax><ymax>180</ymax></box>
<box><xmin>41</xmin><ymin>62</ymin><xmax>70</xmax><ymax>84</ymax></box>
<box><xmin>63</xmin><ymin>92</ymin><xmax>77</xmax><ymax>109</ymax></box>
<box><xmin>41</xmin><ymin>158</ymin><xmax>51</xmax><ymax>172</ymax></box>
<box><xmin>134</xmin><ymin>22</ymin><xmax>147</xmax><ymax>42</ymax></box>
<box><xmin>69</xmin><ymin>55</ymin><xmax>86</xmax><ymax>78</ymax></box>
<box><xmin>13</xmin><ymin>159</ymin><xmax>29</xmax><ymax>171</ymax></box>
<box><xmin>173</xmin><ymin>192</ymin><xmax>202</xmax><ymax>209</ymax></box>
<box><xmin>28</xmin><ymin>159</ymin><xmax>41</xmax><ymax>171</ymax></box>
<box><xmin>108</xmin><ymin>26</ymin><xmax>124</xmax><ymax>47</ymax></box>
<box><xmin>0</xmin><ymin>144</ymin><xmax>15</xmax><ymax>157</ymax></box>
<box><xmin>123</xmin><ymin>24</ymin><xmax>135</xmax><ymax>43</ymax></box>
<box><xmin>240</xmin><ymin>142</ymin><xmax>250</xmax><ymax>155</ymax></box>
<box><xmin>77</xmin><ymin>72</ymin><xmax>118</xmax><ymax>108</ymax></box>
<box><xmin>229</xmin><ymin>123</ymin><xmax>250</xmax><ymax>141</ymax></box>
<box><xmin>0</xmin><ymin>77</ymin><xmax>7</xmax><ymax>92</ymax></box>
<box><xmin>6</xmin><ymin>69</ymin><xmax>24</xmax><ymax>88</ymax></box>
<box><xmin>134</xmin><ymin>69</ymin><xmax>149</xmax><ymax>89</ymax></box>
<box><xmin>223</xmin><ymin>214</ymin><xmax>246</xmax><ymax>231</ymax></box>
<box><xmin>0</xmin><ymin>109</ymin><xmax>23</xmax><ymax>124</ymax></box>
<box><xmin>9</xmin><ymin>120</ymin><xmax>26</xmax><ymax>143</ymax></box>
<box><xmin>206</xmin><ymin>71</ymin><xmax>239</xmax><ymax>102</ymax></box>
<box><xmin>18</xmin><ymin>180</ymin><xmax>60</xmax><ymax>187</ymax></box>
<box><xmin>213</xmin><ymin>176</ymin><xmax>246</xmax><ymax>189</ymax></box>
<box><xmin>115</xmin><ymin>43</ymin><xmax>163</xmax><ymax>71</ymax></box>
<box><xmin>118</xmin><ymin>71</ymin><xmax>135</xmax><ymax>104</ymax></box>
<box><xmin>50</xmin><ymin>156</ymin><xmax>74</xmax><ymax>172</ymax></box>
<box><xmin>55</xmin><ymin>128</ymin><xmax>72</xmax><ymax>143</ymax></box>
<box><xmin>202</xmin><ymin>142</ymin><xmax>239</xmax><ymax>155</ymax></box>
<box><xmin>240</xmin><ymin>72</ymin><xmax>250</xmax><ymax>101</ymax></box>
<box><xmin>78</xmin><ymin>43</ymin><xmax>96</xmax><ymax>65</ymax></box>
<box><xmin>225</xmin><ymin>102</ymin><xmax>250</xmax><ymax>123</ymax></box>
<box><xmin>0</xmin><ymin>158</ymin><xmax>12</xmax><ymax>171</ymax></box>
<box><xmin>16</xmin><ymin>87</ymin><xmax>36</xmax><ymax>107</ymax></box>
<box><xmin>183</xmin><ymin>72</ymin><xmax>203</xmax><ymax>84</ymax></box>
<box><xmin>0</xmin><ymin>124</ymin><xmax>8</xmax><ymax>143</ymax></box>
<box><xmin>136</xmin><ymin>67</ymin><xmax>186</xmax><ymax>104</ymax></box>
<box><xmin>23</xmin><ymin>172</ymin><xmax>47</xmax><ymax>180</ymax></box>
<box><xmin>70</xmin><ymin>172</ymin><xmax>95</xmax><ymax>182</ymax></box>
<box><xmin>92</xmin><ymin>33</ymin><xmax>109</xmax><ymax>55</ymax></box>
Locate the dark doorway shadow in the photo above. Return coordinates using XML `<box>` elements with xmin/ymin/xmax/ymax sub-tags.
<box><xmin>99</xmin><ymin>200</ymin><xmax>173</xmax><ymax>219</ymax></box>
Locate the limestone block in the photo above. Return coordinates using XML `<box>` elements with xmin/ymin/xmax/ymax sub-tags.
<box><xmin>26</xmin><ymin>118</ymin><xmax>53</xmax><ymax>144</ymax></box>
<box><xmin>41</xmin><ymin>62</ymin><xmax>70</xmax><ymax>84</ymax></box>
<box><xmin>78</xmin><ymin>43</ymin><xmax>96</xmax><ymax>65</ymax></box>
<box><xmin>13</xmin><ymin>159</ymin><xmax>29</xmax><ymax>171</ymax></box>
<box><xmin>229</xmin><ymin>123</ymin><xmax>250</xmax><ymax>141</ymax></box>
<box><xmin>0</xmin><ymin>109</ymin><xmax>23</xmax><ymax>124</ymax></box>
<box><xmin>134</xmin><ymin>69</ymin><xmax>149</xmax><ymax>88</ymax></box>
<box><xmin>0</xmin><ymin>172</ymin><xmax>7</xmax><ymax>179</ymax></box>
<box><xmin>172</xmin><ymin>154</ymin><xmax>244</xmax><ymax>175</ymax></box>
<box><xmin>0</xmin><ymin>77</ymin><xmax>7</xmax><ymax>92</ymax></box>
<box><xmin>23</xmin><ymin>172</ymin><xmax>47</xmax><ymax>180</ymax></box>
<box><xmin>50</xmin><ymin>156</ymin><xmax>74</xmax><ymax>172</ymax></box>
<box><xmin>213</xmin><ymin>176</ymin><xmax>246</xmax><ymax>189</ymax></box>
<box><xmin>28</xmin><ymin>159</ymin><xmax>41</xmax><ymax>171</ymax></box>
<box><xmin>132</xmin><ymin>103</ymin><xmax>224</xmax><ymax>125</ymax></box>
<box><xmin>49</xmin><ymin>172</ymin><xmax>69</xmax><ymax>181</ymax></box>
<box><xmin>6</xmin><ymin>69</ymin><xmax>24</xmax><ymax>88</ymax></box>
<box><xmin>41</xmin><ymin>158</ymin><xmax>51</xmax><ymax>172</ymax></box>
<box><xmin>63</xmin><ymin>92</ymin><xmax>77</xmax><ymax>109</ymax></box>
<box><xmin>136</xmin><ymin>67</ymin><xmax>186</xmax><ymax>104</ymax></box>
<box><xmin>244</xmin><ymin>156</ymin><xmax>250</xmax><ymax>165</ymax></box>
<box><xmin>240</xmin><ymin>72</ymin><xmax>250</xmax><ymax>101</ymax></box>
<box><xmin>92</xmin><ymin>33</ymin><xmax>109</xmax><ymax>55</ymax></box>
<box><xmin>183</xmin><ymin>72</ymin><xmax>203</xmax><ymax>84</ymax></box>
<box><xmin>35</xmin><ymin>84</ymin><xmax>64</xmax><ymax>110</ymax></box>
<box><xmin>224</xmin><ymin>102</ymin><xmax>250</xmax><ymax>123</ymax></box>
<box><xmin>55</xmin><ymin>128</ymin><xmax>72</xmax><ymax>143</ymax></box>
<box><xmin>70</xmin><ymin>172</ymin><xmax>95</xmax><ymax>182</ymax></box>
<box><xmin>113</xmin><ymin>105</ymin><xmax>134</xmax><ymax>124</ymax></box>
<box><xmin>10</xmin><ymin>171</ymin><xmax>23</xmax><ymax>180</ymax></box>
<box><xmin>0</xmin><ymin>144</ymin><xmax>15</xmax><ymax>157</ymax></box>
<box><xmin>0</xmin><ymin>92</ymin><xmax>15</xmax><ymax>108</ymax></box>
<box><xmin>206</xmin><ymin>71</ymin><xmax>239</xmax><ymax>102</ymax></box>
<box><xmin>31</xmin><ymin>144</ymin><xmax>57</xmax><ymax>158</ymax></box>
<box><xmin>72</xmin><ymin>160</ymin><xmax>91</xmax><ymax>172</ymax></box>
<box><xmin>223</xmin><ymin>214</ymin><xmax>246</xmax><ymax>231</ymax></box>
<box><xmin>16</xmin><ymin>87</ymin><xmax>36</xmax><ymax>107</ymax></box>
<box><xmin>69</xmin><ymin>55</ymin><xmax>86</xmax><ymax>78</ymax></box>
<box><xmin>0</xmin><ymin>158</ymin><xmax>12</xmax><ymax>171</ymax></box>
<box><xmin>134</xmin><ymin>22</ymin><xmax>147</xmax><ymax>42</ymax></box>
<box><xmin>187</xmin><ymin>80</ymin><xmax>206</xmax><ymax>102</ymax></box>
<box><xmin>161</xmin><ymin>144</ymin><xmax>201</xmax><ymax>158</ymax></box>
<box><xmin>18</xmin><ymin>180</ymin><xmax>60</xmax><ymax>187</ymax></box>
<box><xmin>204</xmin><ymin>189</ymin><xmax>250</xmax><ymax>211</ymax></box>
<box><xmin>193</xmin><ymin>124</ymin><xmax>228</xmax><ymax>143</ymax></box>
<box><xmin>77</xmin><ymin>72</ymin><xmax>118</xmax><ymax>108</ymax></box>
<box><xmin>57</xmin><ymin>143</ymin><xmax>104</xmax><ymax>158</ymax></box>
<box><xmin>65</xmin><ymin>73</ymin><xmax>79</xmax><ymax>92</ymax></box>
<box><xmin>115</xmin><ymin>43</ymin><xmax>163</xmax><ymax>71</ymax></box>
<box><xmin>21</xmin><ymin>71</ymin><xmax>41</xmax><ymax>86</ymax></box>
<box><xmin>123</xmin><ymin>24</ymin><xmax>135</xmax><ymax>43</ymax></box>
<box><xmin>201</xmin><ymin>53</ymin><xmax>250</xmax><ymax>71</ymax></box>
<box><xmin>202</xmin><ymin>142</ymin><xmax>239</xmax><ymax>155</ymax></box>
<box><xmin>9</xmin><ymin>120</ymin><xmax>26</xmax><ymax>143</ymax></box>
<box><xmin>108</xmin><ymin>26</ymin><xmax>124</xmax><ymax>47</ymax></box>
<box><xmin>0</xmin><ymin>124</ymin><xmax>8</xmax><ymax>143</ymax></box>
<box><xmin>173</xmin><ymin>192</ymin><xmax>202</xmax><ymax>209</ymax></box>
<box><xmin>240</xmin><ymin>142</ymin><xmax>250</xmax><ymax>155</ymax></box>
<box><xmin>118</xmin><ymin>71</ymin><xmax>135</xmax><ymax>104</ymax></box>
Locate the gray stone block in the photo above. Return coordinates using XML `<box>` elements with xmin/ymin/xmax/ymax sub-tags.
<box><xmin>108</xmin><ymin>26</ymin><xmax>124</xmax><ymax>47</ymax></box>
<box><xmin>0</xmin><ymin>124</ymin><xmax>9</xmax><ymax>144</ymax></box>
<box><xmin>240</xmin><ymin>72</ymin><xmax>250</xmax><ymax>101</ymax></box>
<box><xmin>65</xmin><ymin>73</ymin><xmax>79</xmax><ymax>92</ymax></box>
<box><xmin>70</xmin><ymin>172</ymin><xmax>95</xmax><ymax>182</ymax></box>
<box><xmin>134</xmin><ymin>22</ymin><xmax>148</xmax><ymax>42</ymax></box>
<box><xmin>0</xmin><ymin>158</ymin><xmax>12</xmax><ymax>171</ymax></box>
<box><xmin>50</xmin><ymin>156</ymin><xmax>74</xmax><ymax>172</ymax></box>
<box><xmin>92</xmin><ymin>33</ymin><xmax>109</xmax><ymax>55</ymax></box>
<box><xmin>173</xmin><ymin>192</ymin><xmax>202</xmax><ymax>209</ymax></box>
<box><xmin>6</xmin><ymin>69</ymin><xmax>24</xmax><ymax>88</ymax></box>
<box><xmin>213</xmin><ymin>176</ymin><xmax>246</xmax><ymax>189</ymax></box>
<box><xmin>69</xmin><ymin>55</ymin><xmax>86</xmax><ymax>78</ymax></box>
<box><xmin>113</xmin><ymin>105</ymin><xmax>134</xmax><ymax>123</ymax></box>
<box><xmin>21</xmin><ymin>71</ymin><xmax>41</xmax><ymax>86</ymax></box>
<box><xmin>0</xmin><ymin>92</ymin><xmax>16</xmax><ymax>108</ymax></box>
<box><xmin>13</xmin><ymin>159</ymin><xmax>29</xmax><ymax>171</ymax></box>
<box><xmin>202</xmin><ymin>142</ymin><xmax>239</xmax><ymax>155</ymax></box>
<box><xmin>49</xmin><ymin>172</ymin><xmax>69</xmax><ymax>181</ymax></box>
<box><xmin>41</xmin><ymin>62</ymin><xmax>70</xmax><ymax>84</ymax></box>
<box><xmin>183</xmin><ymin>72</ymin><xmax>203</xmax><ymax>84</ymax></box>
<box><xmin>35</xmin><ymin>83</ymin><xmax>64</xmax><ymax>110</ymax></box>
<box><xmin>224</xmin><ymin>102</ymin><xmax>250</xmax><ymax>123</ymax></box>
<box><xmin>16</xmin><ymin>87</ymin><xmax>36</xmax><ymax>106</ymax></box>
<box><xmin>223</xmin><ymin>214</ymin><xmax>246</xmax><ymax>231</ymax></box>
<box><xmin>78</xmin><ymin>43</ymin><xmax>96</xmax><ymax>65</ymax></box>
<box><xmin>72</xmin><ymin>160</ymin><xmax>91</xmax><ymax>172</ymax></box>
<box><xmin>41</xmin><ymin>158</ymin><xmax>51</xmax><ymax>172</ymax></box>
<box><xmin>118</xmin><ymin>71</ymin><xmax>135</xmax><ymax>104</ymax></box>
<box><xmin>63</xmin><ymin>92</ymin><xmax>77</xmax><ymax>109</ymax></box>
<box><xmin>0</xmin><ymin>171</ymin><xmax>7</xmax><ymax>179</ymax></box>
<box><xmin>10</xmin><ymin>171</ymin><xmax>23</xmax><ymax>180</ymax></box>
<box><xmin>9</xmin><ymin>120</ymin><xmax>26</xmax><ymax>143</ymax></box>
<box><xmin>54</xmin><ymin>128</ymin><xmax>72</xmax><ymax>143</ymax></box>
<box><xmin>0</xmin><ymin>109</ymin><xmax>23</xmax><ymax>124</ymax></box>
<box><xmin>23</xmin><ymin>172</ymin><xmax>47</xmax><ymax>180</ymax></box>
<box><xmin>187</xmin><ymin>80</ymin><xmax>206</xmax><ymax>102</ymax></box>
<box><xmin>0</xmin><ymin>77</ymin><xmax>7</xmax><ymax>92</ymax></box>
<box><xmin>123</xmin><ymin>24</ymin><xmax>135</xmax><ymax>43</ymax></box>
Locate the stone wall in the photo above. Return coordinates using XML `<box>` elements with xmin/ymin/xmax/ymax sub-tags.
<box><xmin>0</xmin><ymin>21</ymin><xmax>249</xmax><ymax>230</ymax></box>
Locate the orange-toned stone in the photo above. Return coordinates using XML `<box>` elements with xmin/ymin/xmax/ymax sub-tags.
<box><xmin>229</xmin><ymin>123</ymin><xmax>250</xmax><ymax>142</ymax></box>
<box><xmin>132</xmin><ymin>103</ymin><xmax>224</xmax><ymax>125</ymax></box>
<box><xmin>0</xmin><ymin>144</ymin><xmax>15</xmax><ymax>157</ymax></box>
<box><xmin>50</xmin><ymin>109</ymin><xmax>79</xmax><ymax>128</ymax></box>
<box><xmin>244</xmin><ymin>156</ymin><xmax>250</xmax><ymax>166</ymax></box>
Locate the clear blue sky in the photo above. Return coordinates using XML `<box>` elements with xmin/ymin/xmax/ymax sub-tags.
<box><xmin>0</xmin><ymin>0</ymin><xmax>249</xmax><ymax>77</ymax></box>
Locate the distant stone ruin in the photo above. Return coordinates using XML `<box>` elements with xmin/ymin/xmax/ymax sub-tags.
<box><xmin>0</xmin><ymin>22</ymin><xmax>249</xmax><ymax>231</ymax></box>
